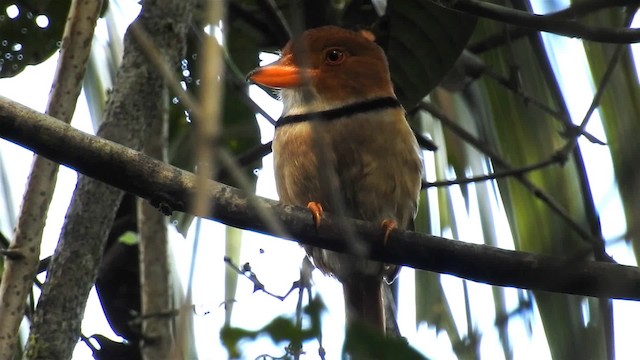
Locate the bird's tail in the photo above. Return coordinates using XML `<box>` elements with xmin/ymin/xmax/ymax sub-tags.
<box><xmin>342</xmin><ymin>275</ymin><xmax>385</xmax><ymax>333</ymax></box>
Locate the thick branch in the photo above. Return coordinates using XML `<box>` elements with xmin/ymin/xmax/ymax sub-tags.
<box><xmin>1</xmin><ymin>96</ymin><xmax>640</xmax><ymax>300</ymax></box>
<box><xmin>138</xmin><ymin>105</ymin><xmax>174</xmax><ymax>359</ymax></box>
<box><xmin>434</xmin><ymin>0</ymin><xmax>640</xmax><ymax>43</ymax></box>
<box><xmin>23</xmin><ymin>0</ymin><xmax>194</xmax><ymax>358</ymax></box>
<box><xmin>0</xmin><ymin>0</ymin><xmax>102</xmax><ymax>357</ymax></box>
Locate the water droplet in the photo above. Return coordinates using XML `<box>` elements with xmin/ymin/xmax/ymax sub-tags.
<box><xmin>35</xmin><ymin>15</ymin><xmax>49</xmax><ymax>28</ymax></box>
<box><xmin>5</xmin><ymin>5</ymin><xmax>19</xmax><ymax>19</ymax></box>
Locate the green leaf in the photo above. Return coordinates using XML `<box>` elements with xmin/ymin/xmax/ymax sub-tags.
<box><xmin>343</xmin><ymin>321</ymin><xmax>429</xmax><ymax>360</ymax></box>
<box><xmin>342</xmin><ymin>0</ymin><xmax>476</xmax><ymax>107</ymax></box>
<box><xmin>467</xmin><ymin>14</ymin><xmax>606</xmax><ymax>360</ymax></box>
<box><xmin>220</xmin><ymin>297</ymin><xmax>325</xmax><ymax>358</ymax></box>
<box><xmin>382</xmin><ymin>1</ymin><xmax>477</xmax><ymax>108</ymax></box>
<box><xmin>578</xmin><ymin>3</ymin><xmax>640</xmax><ymax>257</ymax></box>
<box><xmin>117</xmin><ymin>230</ymin><xmax>139</xmax><ymax>246</ymax></box>
<box><xmin>0</xmin><ymin>0</ymin><xmax>72</xmax><ymax>78</ymax></box>
<box><xmin>411</xmin><ymin>98</ymin><xmax>474</xmax><ymax>357</ymax></box>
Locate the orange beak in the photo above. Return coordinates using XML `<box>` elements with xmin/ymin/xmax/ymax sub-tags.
<box><xmin>247</xmin><ymin>54</ymin><xmax>317</xmax><ymax>89</ymax></box>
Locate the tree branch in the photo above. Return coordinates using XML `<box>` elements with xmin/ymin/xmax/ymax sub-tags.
<box><xmin>23</xmin><ymin>0</ymin><xmax>195</xmax><ymax>357</ymax></box>
<box><xmin>433</xmin><ymin>0</ymin><xmax>640</xmax><ymax>43</ymax></box>
<box><xmin>2</xmin><ymin>96</ymin><xmax>640</xmax><ymax>300</ymax></box>
<box><xmin>0</xmin><ymin>0</ymin><xmax>102</xmax><ymax>357</ymax></box>
<box><xmin>468</xmin><ymin>0</ymin><xmax>637</xmax><ymax>53</ymax></box>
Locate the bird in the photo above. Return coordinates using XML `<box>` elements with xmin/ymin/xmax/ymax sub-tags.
<box><xmin>247</xmin><ymin>25</ymin><xmax>423</xmax><ymax>334</ymax></box>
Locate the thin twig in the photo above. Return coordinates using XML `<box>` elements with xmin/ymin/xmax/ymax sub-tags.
<box><xmin>468</xmin><ymin>0</ymin><xmax>637</xmax><ymax>53</ymax></box>
<box><xmin>587</xmin><ymin>9</ymin><xmax>637</xmax><ymax>360</ymax></box>
<box><xmin>426</xmin><ymin>155</ymin><xmax>559</xmax><ymax>188</ymax></box>
<box><xmin>79</xmin><ymin>334</ymin><xmax>98</xmax><ymax>354</ymax></box>
<box><xmin>227</xmin><ymin>3</ymin><xmax>274</xmax><ymax>40</ymax></box>
<box><xmin>234</xmin><ymin>141</ymin><xmax>273</xmax><ymax>168</ymax></box>
<box><xmin>550</xmin><ymin>0</ymin><xmax>635</xmax><ymax>19</ymax></box>
<box><xmin>257</xmin><ymin>0</ymin><xmax>292</xmax><ymax>39</ymax></box>
<box><xmin>136</xmin><ymin>18</ymin><xmax>288</xmax><ymax>249</ymax></box>
<box><xmin>555</xmin><ymin>26</ymin><xmax>632</xmax><ymax>160</ymax></box>
<box><xmin>433</xmin><ymin>0</ymin><xmax>640</xmax><ymax>43</ymax></box>
<box><xmin>415</xmin><ymin>101</ymin><xmax>609</xmax><ymax>253</ymax></box>
<box><xmin>484</xmin><ymin>67</ymin><xmax>565</xmax><ymax>119</ymax></box>
<box><xmin>412</xmin><ymin>129</ymin><xmax>438</xmax><ymax>151</ymax></box>
<box><xmin>223</xmin><ymin>257</ymin><xmax>299</xmax><ymax>301</ymax></box>
<box><xmin>494</xmin><ymin>296</ymin><xmax>533</xmax><ymax>327</ymax></box>
<box><xmin>130</xmin><ymin>23</ymin><xmax>201</xmax><ymax>118</ymax></box>
<box><xmin>193</xmin><ymin>1</ymin><xmax>225</xmax><ymax>219</ymax></box>
<box><xmin>492</xmin><ymin>75</ymin><xmax>605</xmax><ymax>145</ymax></box>
<box><xmin>292</xmin><ymin>270</ymin><xmax>305</xmax><ymax>360</ymax></box>
<box><xmin>218</xmin><ymin>148</ymin><xmax>289</xmax><ymax>239</ymax></box>
<box><xmin>225</xmin><ymin>59</ymin><xmax>278</xmax><ymax>126</ymax></box>
<box><xmin>483</xmin><ymin>62</ymin><xmax>604</xmax><ymax>145</ymax></box>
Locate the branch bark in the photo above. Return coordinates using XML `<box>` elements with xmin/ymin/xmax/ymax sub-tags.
<box><xmin>1</xmin><ymin>96</ymin><xmax>640</xmax><ymax>301</ymax></box>
<box><xmin>19</xmin><ymin>0</ymin><xmax>195</xmax><ymax>358</ymax></box>
<box><xmin>433</xmin><ymin>0</ymin><xmax>640</xmax><ymax>43</ymax></box>
<box><xmin>138</xmin><ymin>102</ymin><xmax>174</xmax><ymax>359</ymax></box>
<box><xmin>0</xmin><ymin>0</ymin><xmax>101</xmax><ymax>357</ymax></box>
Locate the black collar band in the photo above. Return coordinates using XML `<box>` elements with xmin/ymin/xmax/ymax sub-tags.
<box><xmin>276</xmin><ymin>96</ymin><xmax>401</xmax><ymax>128</ymax></box>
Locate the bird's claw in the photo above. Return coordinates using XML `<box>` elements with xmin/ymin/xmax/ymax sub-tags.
<box><xmin>307</xmin><ymin>202</ymin><xmax>324</xmax><ymax>230</ymax></box>
<box><xmin>381</xmin><ymin>219</ymin><xmax>398</xmax><ymax>246</ymax></box>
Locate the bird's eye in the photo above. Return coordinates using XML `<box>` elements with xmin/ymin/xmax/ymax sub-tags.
<box><xmin>325</xmin><ymin>49</ymin><xmax>345</xmax><ymax>64</ymax></box>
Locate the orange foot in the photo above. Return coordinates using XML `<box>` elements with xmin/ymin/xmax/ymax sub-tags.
<box><xmin>380</xmin><ymin>219</ymin><xmax>398</xmax><ymax>246</ymax></box>
<box><xmin>307</xmin><ymin>202</ymin><xmax>324</xmax><ymax>230</ymax></box>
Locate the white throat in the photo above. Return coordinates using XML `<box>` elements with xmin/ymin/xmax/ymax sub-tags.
<box><xmin>280</xmin><ymin>88</ymin><xmax>335</xmax><ymax>116</ymax></box>
<box><xmin>280</xmin><ymin>88</ymin><xmax>396</xmax><ymax>117</ymax></box>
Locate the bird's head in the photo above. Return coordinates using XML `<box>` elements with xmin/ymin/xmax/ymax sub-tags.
<box><xmin>247</xmin><ymin>26</ymin><xmax>395</xmax><ymax>115</ymax></box>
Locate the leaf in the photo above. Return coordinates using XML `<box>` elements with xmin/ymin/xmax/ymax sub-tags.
<box><xmin>343</xmin><ymin>321</ymin><xmax>429</xmax><ymax>360</ymax></box>
<box><xmin>0</xmin><ymin>0</ymin><xmax>72</xmax><ymax>78</ymax></box>
<box><xmin>117</xmin><ymin>230</ymin><xmax>138</xmax><ymax>245</ymax></box>
<box><xmin>342</xmin><ymin>0</ymin><xmax>476</xmax><ymax>107</ymax></box>
<box><xmin>578</xmin><ymin>3</ymin><xmax>640</xmax><ymax>257</ymax></box>
<box><xmin>381</xmin><ymin>1</ymin><xmax>477</xmax><ymax>108</ymax></box>
<box><xmin>467</xmin><ymin>14</ymin><xmax>606</xmax><ymax>360</ymax></box>
<box><xmin>412</xmin><ymin>110</ymin><xmax>477</xmax><ymax>358</ymax></box>
<box><xmin>220</xmin><ymin>297</ymin><xmax>325</xmax><ymax>359</ymax></box>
